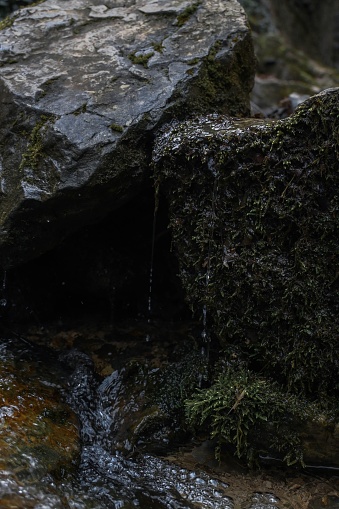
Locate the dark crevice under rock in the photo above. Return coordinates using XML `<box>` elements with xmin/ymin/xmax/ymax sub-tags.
<box><xmin>1</xmin><ymin>185</ymin><xmax>190</xmax><ymax>327</ymax></box>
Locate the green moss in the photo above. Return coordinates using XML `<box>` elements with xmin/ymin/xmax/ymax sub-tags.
<box><xmin>38</xmin><ymin>77</ymin><xmax>60</xmax><ymax>98</ymax></box>
<box><xmin>128</xmin><ymin>51</ymin><xmax>154</xmax><ymax>68</ymax></box>
<box><xmin>25</xmin><ymin>0</ymin><xmax>46</xmax><ymax>7</ymax></box>
<box><xmin>176</xmin><ymin>2</ymin><xmax>201</xmax><ymax>27</ymax></box>
<box><xmin>186</xmin><ymin>366</ymin><xmax>314</xmax><ymax>466</ymax></box>
<box><xmin>181</xmin><ymin>33</ymin><xmax>255</xmax><ymax>117</ymax></box>
<box><xmin>0</xmin><ymin>59</ymin><xmax>18</xmax><ymax>67</ymax></box>
<box><xmin>152</xmin><ymin>350</ymin><xmax>207</xmax><ymax>415</ymax></box>
<box><xmin>187</xmin><ymin>57</ymin><xmax>200</xmax><ymax>66</ymax></box>
<box><xmin>153</xmin><ymin>89</ymin><xmax>339</xmax><ymax>465</ymax></box>
<box><xmin>0</xmin><ymin>0</ymin><xmax>46</xmax><ymax>31</ymax></box>
<box><xmin>109</xmin><ymin>123</ymin><xmax>124</xmax><ymax>133</ymax></box>
<box><xmin>151</xmin><ymin>41</ymin><xmax>164</xmax><ymax>53</ymax></box>
<box><xmin>0</xmin><ymin>14</ymin><xmax>16</xmax><ymax>30</ymax></box>
<box><xmin>19</xmin><ymin>115</ymin><xmax>54</xmax><ymax>171</ymax></box>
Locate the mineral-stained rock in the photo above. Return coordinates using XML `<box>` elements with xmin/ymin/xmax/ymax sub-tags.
<box><xmin>0</xmin><ymin>338</ymin><xmax>80</xmax><ymax>482</ymax></box>
<box><xmin>0</xmin><ymin>0</ymin><xmax>255</xmax><ymax>267</ymax></box>
<box><xmin>153</xmin><ymin>87</ymin><xmax>339</xmax><ymax>463</ymax></box>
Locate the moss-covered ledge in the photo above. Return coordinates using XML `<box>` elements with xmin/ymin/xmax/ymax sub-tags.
<box><xmin>153</xmin><ymin>87</ymin><xmax>339</xmax><ymax>465</ymax></box>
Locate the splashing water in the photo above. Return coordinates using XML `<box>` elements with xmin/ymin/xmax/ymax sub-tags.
<box><xmin>61</xmin><ymin>348</ymin><xmax>235</xmax><ymax>508</ymax></box>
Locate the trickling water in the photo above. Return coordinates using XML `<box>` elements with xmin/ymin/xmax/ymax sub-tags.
<box><xmin>146</xmin><ymin>184</ymin><xmax>160</xmax><ymax>342</ymax></box>
<box><xmin>0</xmin><ymin>328</ymin><xmax>332</xmax><ymax>508</ymax></box>
<box><xmin>61</xmin><ymin>347</ymin><xmax>236</xmax><ymax>508</ymax></box>
<box><xmin>0</xmin><ymin>269</ymin><xmax>7</xmax><ymax>308</ymax></box>
<box><xmin>147</xmin><ymin>266</ymin><xmax>153</xmax><ymax>319</ymax></box>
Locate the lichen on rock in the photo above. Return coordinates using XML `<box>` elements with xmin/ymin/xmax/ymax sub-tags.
<box><xmin>153</xmin><ymin>87</ymin><xmax>339</xmax><ymax>465</ymax></box>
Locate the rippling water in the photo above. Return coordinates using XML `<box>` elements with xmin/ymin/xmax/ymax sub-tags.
<box><xmin>0</xmin><ymin>333</ymin><xmax>286</xmax><ymax>509</ymax></box>
<box><xmin>62</xmin><ymin>347</ymin><xmax>236</xmax><ymax>508</ymax></box>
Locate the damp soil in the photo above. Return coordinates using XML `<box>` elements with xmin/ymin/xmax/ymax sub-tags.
<box><xmin>166</xmin><ymin>444</ymin><xmax>339</xmax><ymax>509</ymax></box>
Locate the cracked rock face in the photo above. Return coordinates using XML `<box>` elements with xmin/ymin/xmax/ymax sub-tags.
<box><xmin>0</xmin><ymin>0</ymin><xmax>254</xmax><ymax>267</ymax></box>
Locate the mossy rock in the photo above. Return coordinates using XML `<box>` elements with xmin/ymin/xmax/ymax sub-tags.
<box><xmin>93</xmin><ymin>349</ymin><xmax>206</xmax><ymax>454</ymax></box>
<box><xmin>153</xmin><ymin>87</ymin><xmax>339</xmax><ymax>464</ymax></box>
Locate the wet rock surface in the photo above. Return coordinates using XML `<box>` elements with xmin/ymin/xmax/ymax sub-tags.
<box><xmin>0</xmin><ymin>0</ymin><xmax>254</xmax><ymax>268</ymax></box>
<box><xmin>0</xmin><ymin>2</ymin><xmax>339</xmax><ymax>507</ymax></box>
<box><xmin>0</xmin><ymin>336</ymin><xmax>81</xmax><ymax>507</ymax></box>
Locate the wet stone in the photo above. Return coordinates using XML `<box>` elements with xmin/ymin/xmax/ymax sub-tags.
<box><xmin>0</xmin><ymin>337</ymin><xmax>81</xmax><ymax>507</ymax></box>
<box><xmin>0</xmin><ymin>0</ymin><xmax>255</xmax><ymax>268</ymax></box>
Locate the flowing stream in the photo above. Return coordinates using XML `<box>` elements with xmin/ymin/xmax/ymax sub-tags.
<box><xmin>0</xmin><ymin>328</ymin><xmax>289</xmax><ymax>509</ymax></box>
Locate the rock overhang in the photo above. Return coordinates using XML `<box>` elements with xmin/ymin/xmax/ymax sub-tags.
<box><xmin>0</xmin><ymin>0</ymin><xmax>255</xmax><ymax>267</ymax></box>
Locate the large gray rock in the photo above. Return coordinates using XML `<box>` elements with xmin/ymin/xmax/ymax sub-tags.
<box><xmin>0</xmin><ymin>0</ymin><xmax>255</xmax><ymax>267</ymax></box>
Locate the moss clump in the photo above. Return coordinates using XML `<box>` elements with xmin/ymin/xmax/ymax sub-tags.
<box><xmin>186</xmin><ymin>366</ymin><xmax>314</xmax><ymax>466</ymax></box>
<box><xmin>27</xmin><ymin>0</ymin><xmax>46</xmax><ymax>6</ymax></box>
<box><xmin>38</xmin><ymin>77</ymin><xmax>60</xmax><ymax>99</ymax></box>
<box><xmin>152</xmin><ymin>350</ymin><xmax>207</xmax><ymax>416</ymax></box>
<box><xmin>0</xmin><ymin>14</ymin><xmax>16</xmax><ymax>30</ymax></box>
<box><xmin>183</xmin><ymin>34</ymin><xmax>255</xmax><ymax>117</ymax></box>
<box><xmin>0</xmin><ymin>59</ymin><xmax>18</xmax><ymax>67</ymax></box>
<box><xmin>19</xmin><ymin>115</ymin><xmax>54</xmax><ymax>171</ymax></box>
<box><xmin>151</xmin><ymin>41</ymin><xmax>164</xmax><ymax>53</ymax></box>
<box><xmin>187</xmin><ymin>57</ymin><xmax>200</xmax><ymax>66</ymax></box>
<box><xmin>128</xmin><ymin>51</ymin><xmax>154</xmax><ymax>68</ymax></box>
<box><xmin>109</xmin><ymin>123</ymin><xmax>124</xmax><ymax>133</ymax></box>
<box><xmin>176</xmin><ymin>2</ymin><xmax>201</xmax><ymax>27</ymax></box>
<box><xmin>153</xmin><ymin>89</ymin><xmax>339</xmax><ymax>465</ymax></box>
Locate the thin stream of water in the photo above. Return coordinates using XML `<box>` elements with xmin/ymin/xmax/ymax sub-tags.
<box><xmin>146</xmin><ymin>184</ymin><xmax>160</xmax><ymax>342</ymax></box>
<box><xmin>61</xmin><ymin>348</ymin><xmax>237</xmax><ymax>508</ymax></box>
